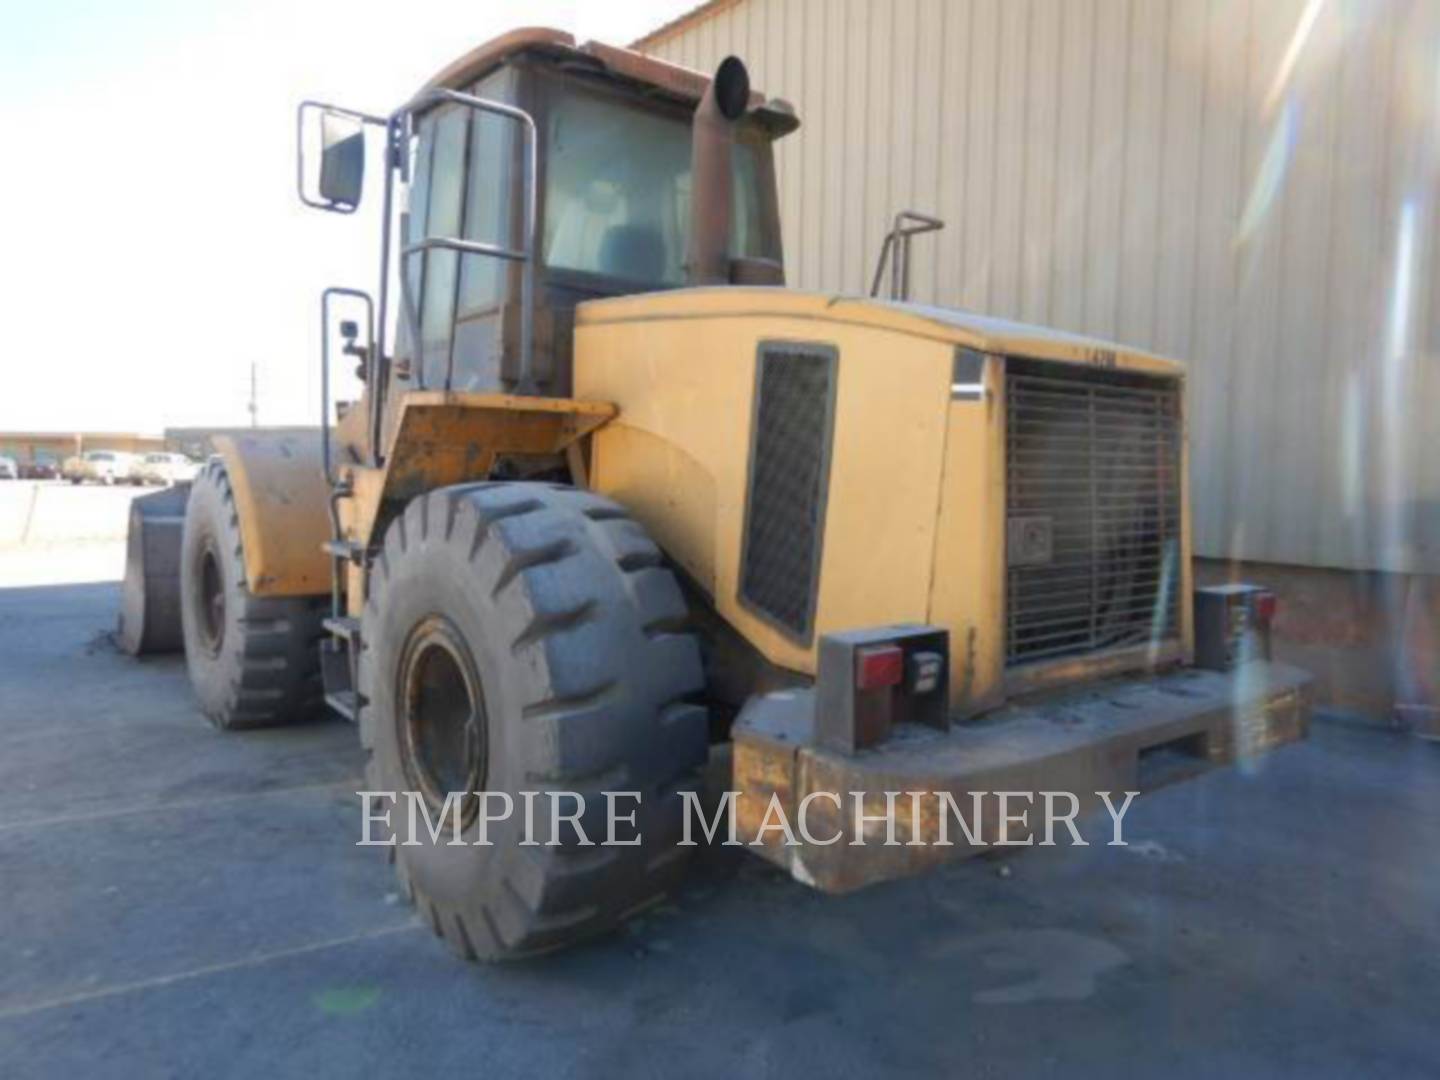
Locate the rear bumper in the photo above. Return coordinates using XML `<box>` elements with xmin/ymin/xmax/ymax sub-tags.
<box><xmin>731</xmin><ymin>660</ymin><xmax>1311</xmax><ymax>893</ymax></box>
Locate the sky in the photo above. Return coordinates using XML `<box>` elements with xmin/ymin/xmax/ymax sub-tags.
<box><xmin>0</xmin><ymin>0</ymin><xmax>696</xmax><ymax>434</ymax></box>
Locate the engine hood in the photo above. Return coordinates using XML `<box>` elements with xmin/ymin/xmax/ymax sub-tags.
<box><xmin>576</xmin><ymin>287</ymin><xmax>1183</xmax><ymax>377</ymax></box>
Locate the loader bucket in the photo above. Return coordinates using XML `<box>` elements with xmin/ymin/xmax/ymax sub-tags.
<box><xmin>118</xmin><ymin>483</ymin><xmax>191</xmax><ymax>656</ymax></box>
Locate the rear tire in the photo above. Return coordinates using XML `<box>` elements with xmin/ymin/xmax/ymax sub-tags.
<box><xmin>360</xmin><ymin>483</ymin><xmax>709</xmax><ymax>960</ymax></box>
<box><xmin>180</xmin><ymin>459</ymin><xmax>326</xmax><ymax>729</ymax></box>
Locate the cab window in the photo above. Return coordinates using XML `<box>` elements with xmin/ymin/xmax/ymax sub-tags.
<box><xmin>542</xmin><ymin>83</ymin><xmax>775</xmax><ymax>285</ymax></box>
<box><xmin>406</xmin><ymin>68</ymin><xmax>517</xmax><ymax>388</ymax></box>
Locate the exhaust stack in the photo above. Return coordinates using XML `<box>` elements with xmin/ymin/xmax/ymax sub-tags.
<box><xmin>688</xmin><ymin>56</ymin><xmax>750</xmax><ymax>286</ymax></box>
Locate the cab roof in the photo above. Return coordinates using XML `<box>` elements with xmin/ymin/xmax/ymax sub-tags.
<box><xmin>419</xmin><ymin>27</ymin><xmax>799</xmax><ymax>136</ymax></box>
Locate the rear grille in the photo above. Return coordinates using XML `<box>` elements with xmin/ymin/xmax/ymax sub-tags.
<box><xmin>739</xmin><ymin>342</ymin><xmax>838</xmax><ymax>640</ymax></box>
<box><xmin>1005</xmin><ymin>358</ymin><xmax>1182</xmax><ymax>667</ymax></box>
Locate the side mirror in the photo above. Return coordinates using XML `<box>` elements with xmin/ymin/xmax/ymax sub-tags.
<box><xmin>297</xmin><ymin>101</ymin><xmax>380</xmax><ymax>214</ymax></box>
<box><xmin>319</xmin><ymin>111</ymin><xmax>365</xmax><ymax>209</ymax></box>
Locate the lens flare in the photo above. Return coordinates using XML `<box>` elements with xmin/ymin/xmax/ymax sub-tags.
<box><xmin>1235</xmin><ymin>100</ymin><xmax>1298</xmax><ymax>248</ymax></box>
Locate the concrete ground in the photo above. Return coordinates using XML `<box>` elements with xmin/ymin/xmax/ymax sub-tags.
<box><xmin>1</xmin><ymin>543</ymin><xmax>1437</xmax><ymax>1078</ymax></box>
<box><xmin>0</xmin><ymin>481</ymin><xmax>143</xmax><ymax>548</ymax></box>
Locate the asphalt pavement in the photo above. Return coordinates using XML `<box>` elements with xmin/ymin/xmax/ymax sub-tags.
<box><xmin>1</xmin><ymin>543</ymin><xmax>1437</xmax><ymax>1077</ymax></box>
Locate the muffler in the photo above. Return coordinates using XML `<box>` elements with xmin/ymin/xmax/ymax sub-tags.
<box><xmin>687</xmin><ymin>56</ymin><xmax>750</xmax><ymax>286</ymax></box>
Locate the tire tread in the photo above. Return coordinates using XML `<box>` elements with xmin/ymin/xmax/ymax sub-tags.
<box><xmin>362</xmin><ymin>483</ymin><xmax>708</xmax><ymax>960</ymax></box>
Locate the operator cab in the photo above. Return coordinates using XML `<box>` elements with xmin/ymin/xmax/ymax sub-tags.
<box><xmin>304</xmin><ymin>29</ymin><xmax>798</xmax><ymax>407</ymax></box>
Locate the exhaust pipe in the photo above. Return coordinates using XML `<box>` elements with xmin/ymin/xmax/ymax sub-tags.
<box><xmin>688</xmin><ymin>56</ymin><xmax>750</xmax><ymax>286</ymax></box>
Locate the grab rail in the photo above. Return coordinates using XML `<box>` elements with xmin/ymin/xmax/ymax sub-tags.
<box><xmin>869</xmin><ymin>210</ymin><xmax>944</xmax><ymax>301</ymax></box>
<box><xmin>395</xmin><ymin>88</ymin><xmax>539</xmax><ymax>396</ymax></box>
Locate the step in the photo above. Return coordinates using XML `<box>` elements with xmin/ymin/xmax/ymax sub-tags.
<box><xmin>323</xmin><ymin>538</ymin><xmax>367</xmax><ymax>562</ymax></box>
<box><xmin>325</xmin><ymin>689</ymin><xmax>362</xmax><ymax>722</ymax></box>
<box><xmin>323</xmin><ymin>615</ymin><xmax>361</xmax><ymax>641</ymax></box>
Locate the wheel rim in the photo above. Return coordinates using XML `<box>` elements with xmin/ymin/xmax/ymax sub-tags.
<box><xmin>196</xmin><ymin>543</ymin><xmax>226</xmax><ymax>654</ymax></box>
<box><xmin>398</xmin><ymin>616</ymin><xmax>487</xmax><ymax>819</ymax></box>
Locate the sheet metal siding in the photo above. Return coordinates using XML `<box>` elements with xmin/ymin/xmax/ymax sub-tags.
<box><xmin>644</xmin><ymin>0</ymin><xmax>1440</xmax><ymax>575</ymax></box>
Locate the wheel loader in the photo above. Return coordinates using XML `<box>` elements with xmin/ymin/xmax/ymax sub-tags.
<box><xmin>120</xmin><ymin>28</ymin><xmax>1311</xmax><ymax>960</ymax></box>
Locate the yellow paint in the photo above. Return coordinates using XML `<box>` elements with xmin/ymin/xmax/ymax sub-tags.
<box><xmin>578</xmin><ymin>297</ymin><xmax>952</xmax><ymax>674</ymax></box>
<box><xmin>585</xmin><ymin>422</ymin><xmax>719</xmax><ymax>591</ymax></box>
<box><xmin>213</xmin><ymin>431</ymin><xmax>332</xmax><ymax>597</ymax></box>
<box><xmin>224</xmin><ymin>393</ymin><xmax>611</xmax><ymax>603</ymax></box>
<box><xmin>375</xmin><ymin>392</ymin><xmax>613</xmax><ymax>509</ymax></box>
<box><xmin>229</xmin><ymin>282</ymin><xmax>1193</xmax><ymax>709</ymax></box>
<box><xmin>577</xmin><ymin>286</ymin><xmax>1192</xmax><ymax>695</ymax></box>
<box><xmin>926</xmin><ymin>358</ymin><xmax>1008</xmax><ymax>714</ymax></box>
<box><xmin>334</xmin><ymin>392</ymin><xmax>616</xmax><ymax>613</ymax></box>
<box><xmin>579</xmin><ymin>287</ymin><xmax>1184</xmax><ymax>375</ymax></box>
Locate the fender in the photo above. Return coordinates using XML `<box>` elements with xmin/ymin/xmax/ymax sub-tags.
<box><xmin>212</xmin><ymin>430</ymin><xmax>331</xmax><ymax>597</ymax></box>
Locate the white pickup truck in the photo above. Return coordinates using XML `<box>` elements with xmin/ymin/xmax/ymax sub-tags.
<box><xmin>62</xmin><ymin>450</ymin><xmax>136</xmax><ymax>485</ymax></box>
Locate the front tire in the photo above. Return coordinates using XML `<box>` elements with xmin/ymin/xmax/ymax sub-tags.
<box><xmin>360</xmin><ymin>483</ymin><xmax>709</xmax><ymax>960</ymax></box>
<box><xmin>180</xmin><ymin>460</ymin><xmax>326</xmax><ymax>729</ymax></box>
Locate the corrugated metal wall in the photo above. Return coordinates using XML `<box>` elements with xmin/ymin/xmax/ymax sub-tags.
<box><xmin>641</xmin><ymin>0</ymin><xmax>1440</xmax><ymax>575</ymax></box>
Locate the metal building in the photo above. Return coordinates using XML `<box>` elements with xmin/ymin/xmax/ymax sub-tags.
<box><xmin>636</xmin><ymin>0</ymin><xmax>1440</xmax><ymax>716</ymax></box>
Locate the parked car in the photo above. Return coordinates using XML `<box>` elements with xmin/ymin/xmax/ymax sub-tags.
<box><xmin>0</xmin><ymin>455</ymin><xmax>17</xmax><ymax>480</ymax></box>
<box><xmin>19</xmin><ymin>458</ymin><xmax>60</xmax><ymax>480</ymax></box>
<box><xmin>63</xmin><ymin>450</ymin><xmax>134</xmax><ymax>485</ymax></box>
<box><xmin>133</xmin><ymin>452</ymin><xmax>199</xmax><ymax>486</ymax></box>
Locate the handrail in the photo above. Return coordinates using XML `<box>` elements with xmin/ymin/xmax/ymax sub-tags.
<box><xmin>319</xmin><ymin>287</ymin><xmax>374</xmax><ymax>619</ymax></box>
<box><xmin>319</xmin><ymin>287</ymin><xmax>374</xmax><ymax>486</ymax></box>
<box><xmin>303</xmin><ymin>93</ymin><xmax>537</xmax><ymax>622</ymax></box>
<box><xmin>394</xmin><ymin>88</ymin><xmax>540</xmax><ymax>397</ymax></box>
<box><xmin>369</xmin><ymin>114</ymin><xmax>402</xmax><ymax>467</ymax></box>
<box><xmin>301</xmin><ymin>90</ymin><xmax>539</xmax><ymax>471</ymax></box>
<box><xmin>401</xmin><ymin>236</ymin><xmax>528</xmax><ymax>263</ymax></box>
<box><xmin>869</xmin><ymin>210</ymin><xmax>944</xmax><ymax>301</ymax></box>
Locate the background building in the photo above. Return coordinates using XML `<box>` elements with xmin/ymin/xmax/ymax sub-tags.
<box><xmin>0</xmin><ymin>428</ymin><xmax>317</xmax><ymax>472</ymax></box>
<box><xmin>637</xmin><ymin>0</ymin><xmax>1439</xmax><ymax>717</ymax></box>
<box><xmin>0</xmin><ymin>432</ymin><xmax>166</xmax><ymax>474</ymax></box>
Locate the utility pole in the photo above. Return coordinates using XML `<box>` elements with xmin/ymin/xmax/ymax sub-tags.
<box><xmin>248</xmin><ymin>361</ymin><xmax>258</xmax><ymax>428</ymax></box>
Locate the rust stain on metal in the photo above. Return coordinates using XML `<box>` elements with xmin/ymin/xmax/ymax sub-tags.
<box><xmin>342</xmin><ymin>392</ymin><xmax>617</xmax><ymax>557</ymax></box>
<box><xmin>731</xmin><ymin>664</ymin><xmax>1312</xmax><ymax>895</ymax></box>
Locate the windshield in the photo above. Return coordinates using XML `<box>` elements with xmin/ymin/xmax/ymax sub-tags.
<box><xmin>543</xmin><ymin>83</ymin><xmax>776</xmax><ymax>285</ymax></box>
<box><xmin>86</xmin><ymin>452</ymin><xmax>113</xmax><ymax>462</ymax></box>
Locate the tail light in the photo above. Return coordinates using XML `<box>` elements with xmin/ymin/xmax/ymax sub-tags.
<box><xmin>817</xmin><ymin>627</ymin><xmax>950</xmax><ymax>753</ymax></box>
<box><xmin>855</xmin><ymin>645</ymin><xmax>904</xmax><ymax>690</ymax></box>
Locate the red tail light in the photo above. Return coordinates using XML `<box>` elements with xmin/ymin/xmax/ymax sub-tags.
<box><xmin>855</xmin><ymin>644</ymin><xmax>904</xmax><ymax>690</ymax></box>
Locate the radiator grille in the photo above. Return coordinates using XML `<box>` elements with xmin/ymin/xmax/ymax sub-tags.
<box><xmin>739</xmin><ymin>343</ymin><xmax>838</xmax><ymax>640</ymax></box>
<box><xmin>1005</xmin><ymin>358</ymin><xmax>1182</xmax><ymax>667</ymax></box>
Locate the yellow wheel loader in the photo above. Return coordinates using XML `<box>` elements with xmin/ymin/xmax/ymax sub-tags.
<box><xmin>121</xmin><ymin>28</ymin><xmax>1310</xmax><ymax>959</ymax></box>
